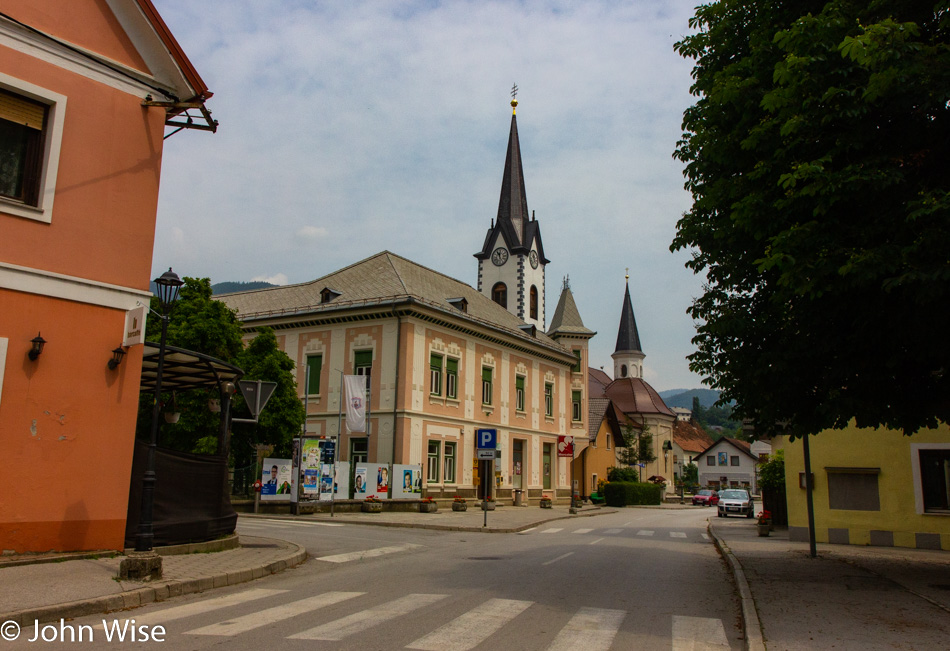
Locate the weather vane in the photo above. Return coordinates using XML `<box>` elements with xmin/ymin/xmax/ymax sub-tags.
<box><xmin>511</xmin><ymin>83</ymin><xmax>518</xmax><ymax>100</ymax></box>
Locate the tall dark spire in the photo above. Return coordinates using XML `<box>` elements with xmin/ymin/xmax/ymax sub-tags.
<box><xmin>495</xmin><ymin>97</ymin><xmax>528</xmax><ymax>246</ymax></box>
<box><xmin>615</xmin><ymin>281</ymin><xmax>643</xmax><ymax>354</ymax></box>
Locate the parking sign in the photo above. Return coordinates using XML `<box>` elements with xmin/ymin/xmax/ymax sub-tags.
<box><xmin>476</xmin><ymin>428</ymin><xmax>497</xmax><ymax>449</ymax></box>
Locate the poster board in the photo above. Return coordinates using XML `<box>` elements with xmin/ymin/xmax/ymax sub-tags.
<box><xmin>261</xmin><ymin>458</ymin><xmax>293</xmax><ymax>501</ymax></box>
<box><xmin>392</xmin><ymin>464</ymin><xmax>422</xmax><ymax>499</ymax></box>
<box><xmin>355</xmin><ymin>463</ymin><xmax>390</xmax><ymax>499</ymax></box>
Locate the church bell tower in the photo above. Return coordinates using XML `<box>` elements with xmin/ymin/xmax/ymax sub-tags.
<box><xmin>475</xmin><ymin>88</ymin><xmax>548</xmax><ymax>329</ymax></box>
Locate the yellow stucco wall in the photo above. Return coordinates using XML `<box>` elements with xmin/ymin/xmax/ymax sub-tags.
<box><xmin>777</xmin><ymin>423</ymin><xmax>950</xmax><ymax>550</ymax></box>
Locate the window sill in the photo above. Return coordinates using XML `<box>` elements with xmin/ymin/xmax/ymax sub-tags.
<box><xmin>1</xmin><ymin>196</ymin><xmax>48</xmax><ymax>223</ymax></box>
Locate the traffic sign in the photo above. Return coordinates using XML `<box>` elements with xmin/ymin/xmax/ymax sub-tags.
<box><xmin>476</xmin><ymin>449</ymin><xmax>495</xmax><ymax>460</ymax></box>
<box><xmin>476</xmin><ymin>428</ymin><xmax>497</xmax><ymax>449</ymax></box>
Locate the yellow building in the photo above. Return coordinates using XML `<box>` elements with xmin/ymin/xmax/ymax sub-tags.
<box><xmin>777</xmin><ymin>423</ymin><xmax>950</xmax><ymax>550</ymax></box>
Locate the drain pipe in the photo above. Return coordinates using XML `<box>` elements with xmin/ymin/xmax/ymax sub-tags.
<box><xmin>390</xmin><ymin>306</ymin><xmax>402</xmax><ymax>465</ymax></box>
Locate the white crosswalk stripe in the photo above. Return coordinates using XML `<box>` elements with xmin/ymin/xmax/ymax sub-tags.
<box><xmin>290</xmin><ymin>593</ymin><xmax>446</xmax><ymax>640</ymax></box>
<box><xmin>240</xmin><ymin>519</ymin><xmax>344</xmax><ymax>528</ymax></box>
<box><xmin>637</xmin><ymin>530</ymin><xmax>655</xmax><ymax>536</ymax></box>
<box><xmin>572</xmin><ymin>528</ymin><xmax>594</xmax><ymax>534</ymax></box>
<box><xmin>603</xmin><ymin>528</ymin><xmax>623</xmax><ymax>535</ymax></box>
<box><xmin>670</xmin><ymin>531</ymin><xmax>687</xmax><ymax>538</ymax></box>
<box><xmin>315</xmin><ymin>543</ymin><xmax>421</xmax><ymax>563</ymax></box>
<box><xmin>546</xmin><ymin>607</ymin><xmax>626</xmax><ymax>651</ymax></box>
<box><xmin>97</xmin><ymin>588</ymin><xmax>286</xmax><ymax>630</ymax></box>
<box><xmin>671</xmin><ymin>615</ymin><xmax>731</xmax><ymax>650</ymax></box>
<box><xmin>702</xmin><ymin>533</ymin><xmax>710</xmax><ymax>540</ymax></box>
<box><xmin>185</xmin><ymin>592</ymin><xmax>363</xmax><ymax>636</ymax></box>
<box><xmin>540</xmin><ymin>527</ymin><xmax>563</xmax><ymax>534</ymax></box>
<box><xmin>406</xmin><ymin>598</ymin><xmax>533</xmax><ymax>651</ymax></box>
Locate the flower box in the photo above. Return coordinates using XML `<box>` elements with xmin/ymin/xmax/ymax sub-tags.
<box><xmin>361</xmin><ymin>501</ymin><xmax>383</xmax><ymax>513</ymax></box>
<box><xmin>420</xmin><ymin>502</ymin><xmax>438</xmax><ymax>513</ymax></box>
<box><xmin>539</xmin><ymin>497</ymin><xmax>553</xmax><ymax>509</ymax></box>
<box><xmin>480</xmin><ymin>500</ymin><xmax>496</xmax><ymax>511</ymax></box>
<box><xmin>452</xmin><ymin>502</ymin><xmax>467</xmax><ymax>512</ymax></box>
<box><xmin>757</xmin><ymin>523</ymin><xmax>770</xmax><ymax>537</ymax></box>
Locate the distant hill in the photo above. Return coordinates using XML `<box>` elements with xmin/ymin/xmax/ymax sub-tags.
<box><xmin>211</xmin><ymin>281</ymin><xmax>276</xmax><ymax>295</ymax></box>
<box><xmin>659</xmin><ymin>388</ymin><xmax>721</xmax><ymax>409</ymax></box>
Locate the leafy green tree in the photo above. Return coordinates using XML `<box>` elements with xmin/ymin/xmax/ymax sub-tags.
<box><xmin>673</xmin><ymin>1</ymin><xmax>950</xmax><ymax>437</ymax></box>
<box><xmin>758</xmin><ymin>450</ymin><xmax>786</xmax><ymax>493</ymax></box>
<box><xmin>617</xmin><ymin>424</ymin><xmax>658</xmax><ymax>480</ymax></box>
<box><xmin>682</xmin><ymin>462</ymin><xmax>699</xmax><ymax>486</ymax></box>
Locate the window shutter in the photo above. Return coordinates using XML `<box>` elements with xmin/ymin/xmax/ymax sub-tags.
<box><xmin>0</xmin><ymin>90</ymin><xmax>46</xmax><ymax>130</ymax></box>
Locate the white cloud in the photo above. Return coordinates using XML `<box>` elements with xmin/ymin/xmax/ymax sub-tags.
<box><xmin>151</xmin><ymin>0</ymin><xmax>705</xmax><ymax>391</ymax></box>
<box><xmin>251</xmin><ymin>273</ymin><xmax>289</xmax><ymax>286</ymax></box>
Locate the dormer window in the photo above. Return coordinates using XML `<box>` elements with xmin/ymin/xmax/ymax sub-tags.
<box><xmin>320</xmin><ymin>287</ymin><xmax>342</xmax><ymax>304</ymax></box>
<box><xmin>518</xmin><ymin>324</ymin><xmax>537</xmax><ymax>338</ymax></box>
<box><xmin>447</xmin><ymin>297</ymin><xmax>468</xmax><ymax>313</ymax></box>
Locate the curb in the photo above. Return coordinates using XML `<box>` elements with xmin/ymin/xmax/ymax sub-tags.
<box><xmin>297</xmin><ymin>507</ymin><xmax>618</xmax><ymax>534</ymax></box>
<box><xmin>0</xmin><ymin>538</ymin><xmax>308</xmax><ymax>627</ymax></box>
<box><xmin>707</xmin><ymin>522</ymin><xmax>766</xmax><ymax>651</ymax></box>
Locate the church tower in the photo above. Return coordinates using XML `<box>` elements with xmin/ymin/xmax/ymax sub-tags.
<box><xmin>475</xmin><ymin>91</ymin><xmax>548</xmax><ymax>329</ymax></box>
<box><xmin>612</xmin><ymin>274</ymin><xmax>646</xmax><ymax>379</ymax></box>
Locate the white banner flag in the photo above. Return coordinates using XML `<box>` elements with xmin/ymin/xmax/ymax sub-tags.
<box><xmin>343</xmin><ymin>375</ymin><xmax>367</xmax><ymax>432</ymax></box>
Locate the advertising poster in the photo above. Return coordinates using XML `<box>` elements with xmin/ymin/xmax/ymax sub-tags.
<box><xmin>353</xmin><ymin>466</ymin><xmax>368</xmax><ymax>497</ymax></box>
<box><xmin>261</xmin><ymin>458</ymin><xmax>293</xmax><ymax>501</ymax></box>
<box><xmin>375</xmin><ymin>464</ymin><xmax>390</xmax><ymax>497</ymax></box>
<box><xmin>333</xmin><ymin>461</ymin><xmax>350</xmax><ymax>499</ymax></box>
<box><xmin>302</xmin><ymin>439</ymin><xmax>322</xmax><ymax>495</ymax></box>
<box><xmin>392</xmin><ymin>464</ymin><xmax>422</xmax><ymax>499</ymax></box>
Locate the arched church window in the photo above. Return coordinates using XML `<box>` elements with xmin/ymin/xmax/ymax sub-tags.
<box><xmin>530</xmin><ymin>285</ymin><xmax>538</xmax><ymax>320</ymax></box>
<box><xmin>621</xmin><ymin>365</ymin><xmax>628</xmax><ymax>378</ymax></box>
<box><xmin>492</xmin><ymin>282</ymin><xmax>507</xmax><ymax>309</ymax></box>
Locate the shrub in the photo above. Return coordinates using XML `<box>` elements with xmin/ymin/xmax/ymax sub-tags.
<box><xmin>607</xmin><ymin>466</ymin><xmax>640</xmax><ymax>482</ymax></box>
<box><xmin>603</xmin><ymin>481</ymin><xmax>664</xmax><ymax>506</ymax></box>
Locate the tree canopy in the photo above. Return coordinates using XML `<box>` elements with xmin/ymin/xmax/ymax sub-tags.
<box><xmin>138</xmin><ymin>277</ymin><xmax>303</xmax><ymax>458</ymax></box>
<box><xmin>672</xmin><ymin>1</ymin><xmax>950</xmax><ymax>437</ymax></box>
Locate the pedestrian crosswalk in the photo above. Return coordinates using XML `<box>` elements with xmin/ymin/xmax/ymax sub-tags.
<box><xmin>124</xmin><ymin>587</ymin><xmax>733</xmax><ymax>649</ymax></box>
<box><xmin>531</xmin><ymin>526</ymin><xmax>707</xmax><ymax>540</ymax></box>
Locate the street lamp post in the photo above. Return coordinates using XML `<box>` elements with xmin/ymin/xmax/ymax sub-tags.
<box><xmin>122</xmin><ymin>269</ymin><xmax>182</xmax><ymax>579</ymax></box>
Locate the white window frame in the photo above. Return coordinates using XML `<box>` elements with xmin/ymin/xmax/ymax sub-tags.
<box><xmin>515</xmin><ymin>374</ymin><xmax>526</xmax><ymax>412</ymax></box>
<box><xmin>544</xmin><ymin>382</ymin><xmax>553</xmax><ymax>417</ymax></box>
<box><xmin>427</xmin><ymin>441</ymin><xmax>440</xmax><ymax>483</ymax></box>
<box><xmin>0</xmin><ymin>74</ymin><xmax>66</xmax><ymax>224</ymax></box>
<box><xmin>430</xmin><ymin>353</ymin><xmax>443</xmax><ymax>396</ymax></box>
<box><xmin>443</xmin><ymin>441</ymin><xmax>457</xmax><ymax>484</ymax></box>
<box><xmin>445</xmin><ymin>357</ymin><xmax>458</xmax><ymax>400</ymax></box>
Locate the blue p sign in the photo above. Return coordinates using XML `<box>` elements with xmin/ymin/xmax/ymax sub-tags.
<box><xmin>476</xmin><ymin>428</ymin><xmax>497</xmax><ymax>449</ymax></box>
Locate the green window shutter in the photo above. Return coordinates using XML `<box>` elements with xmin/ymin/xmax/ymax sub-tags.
<box><xmin>355</xmin><ymin>350</ymin><xmax>373</xmax><ymax>368</ymax></box>
<box><xmin>572</xmin><ymin>350</ymin><xmax>582</xmax><ymax>373</ymax></box>
<box><xmin>516</xmin><ymin>376</ymin><xmax>524</xmax><ymax>391</ymax></box>
<box><xmin>306</xmin><ymin>355</ymin><xmax>322</xmax><ymax>394</ymax></box>
<box><xmin>446</xmin><ymin>358</ymin><xmax>458</xmax><ymax>399</ymax></box>
<box><xmin>482</xmin><ymin>367</ymin><xmax>492</xmax><ymax>383</ymax></box>
<box><xmin>446</xmin><ymin>358</ymin><xmax>458</xmax><ymax>374</ymax></box>
<box><xmin>430</xmin><ymin>353</ymin><xmax>443</xmax><ymax>371</ymax></box>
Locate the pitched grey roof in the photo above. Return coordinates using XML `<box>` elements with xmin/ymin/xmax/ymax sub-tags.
<box><xmin>218</xmin><ymin>251</ymin><xmax>573</xmax><ymax>359</ymax></box>
<box><xmin>547</xmin><ymin>284</ymin><xmax>595</xmax><ymax>338</ymax></box>
<box><xmin>615</xmin><ymin>282</ymin><xmax>643</xmax><ymax>353</ymax></box>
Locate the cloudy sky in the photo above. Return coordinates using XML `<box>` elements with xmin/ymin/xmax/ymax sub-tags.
<box><xmin>151</xmin><ymin>0</ymin><xmax>707</xmax><ymax>392</ymax></box>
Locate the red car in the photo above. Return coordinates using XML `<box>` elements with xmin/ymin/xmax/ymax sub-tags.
<box><xmin>692</xmin><ymin>489</ymin><xmax>719</xmax><ymax>506</ymax></box>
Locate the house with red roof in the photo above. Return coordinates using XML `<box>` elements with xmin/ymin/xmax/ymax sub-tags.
<box><xmin>0</xmin><ymin>0</ymin><xmax>214</xmax><ymax>553</ymax></box>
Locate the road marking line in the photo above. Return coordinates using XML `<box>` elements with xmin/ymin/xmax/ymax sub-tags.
<box><xmin>588</xmin><ymin>537</ymin><xmax>605</xmax><ymax>545</ymax></box>
<box><xmin>572</xmin><ymin>528</ymin><xmax>593</xmax><ymax>534</ymax></box>
<box><xmin>671</xmin><ymin>615</ymin><xmax>730</xmax><ymax>650</ymax></box>
<box><xmin>518</xmin><ymin>527</ymin><xmax>538</xmax><ymax>535</ymax></box>
<box><xmin>701</xmin><ymin>533</ymin><xmax>710</xmax><ymax>540</ymax></box>
<box><xmin>603</xmin><ymin>528</ymin><xmax>622</xmax><ymax>535</ymax></box>
<box><xmin>290</xmin><ymin>593</ymin><xmax>447</xmax><ymax>640</ymax></box>
<box><xmin>185</xmin><ymin>592</ymin><xmax>363</xmax><ymax>636</ymax></box>
<box><xmin>240</xmin><ymin>519</ymin><xmax>345</xmax><ymax>527</ymax></box>
<box><xmin>637</xmin><ymin>530</ymin><xmax>654</xmax><ymax>536</ymax></box>
<box><xmin>546</xmin><ymin>607</ymin><xmax>625</xmax><ymax>651</ymax></box>
<box><xmin>315</xmin><ymin>543</ymin><xmax>421</xmax><ymax>563</ymax></box>
<box><xmin>623</xmin><ymin>521</ymin><xmax>633</xmax><ymax>527</ymax></box>
<box><xmin>540</xmin><ymin>528</ymin><xmax>563</xmax><ymax>534</ymax></box>
<box><xmin>670</xmin><ymin>532</ymin><xmax>687</xmax><ymax>538</ymax></box>
<box><xmin>407</xmin><ymin>598</ymin><xmax>533</xmax><ymax>651</ymax></box>
<box><xmin>542</xmin><ymin>552</ymin><xmax>574</xmax><ymax>566</ymax></box>
<box><xmin>97</xmin><ymin>588</ymin><xmax>287</xmax><ymax>629</ymax></box>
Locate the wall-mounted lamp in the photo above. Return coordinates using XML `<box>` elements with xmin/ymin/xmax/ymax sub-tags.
<box><xmin>663</xmin><ymin>440</ymin><xmax>673</xmax><ymax>457</ymax></box>
<box><xmin>108</xmin><ymin>346</ymin><xmax>126</xmax><ymax>370</ymax></box>
<box><xmin>28</xmin><ymin>332</ymin><xmax>46</xmax><ymax>361</ymax></box>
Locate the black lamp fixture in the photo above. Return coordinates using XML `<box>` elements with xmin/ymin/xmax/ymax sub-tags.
<box><xmin>135</xmin><ymin>266</ymin><xmax>184</xmax><ymax>555</ymax></box>
<box><xmin>28</xmin><ymin>332</ymin><xmax>46</xmax><ymax>360</ymax></box>
<box><xmin>108</xmin><ymin>346</ymin><xmax>126</xmax><ymax>370</ymax></box>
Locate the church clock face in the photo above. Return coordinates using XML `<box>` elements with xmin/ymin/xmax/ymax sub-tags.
<box><xmin>491</xmin><ymin>247</ymin><xmax>509</xmax><ymax>266</ymax></box>
<box><xmin>529</xmin><ymin>250</ymin><xmax>539</xmax><ymax>269</ymax></box>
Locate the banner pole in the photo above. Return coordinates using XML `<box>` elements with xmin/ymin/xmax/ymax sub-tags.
<box><xmin>333</xmin><ymin>369</ymin><xmax>343</xmax><ymax>518</ymax></box>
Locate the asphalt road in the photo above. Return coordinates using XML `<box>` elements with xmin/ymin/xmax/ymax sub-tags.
<box><xmin>10</xmin><ymin>508</ymin><xmax>741</xmax><ymax>650</ymax></box>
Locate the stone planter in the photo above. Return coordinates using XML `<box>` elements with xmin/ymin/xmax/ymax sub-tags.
<box><xmin>481</xmin><ymin>501</ymin><xmax>496</xmax><ymax>511</ymax></box>
<box><xmin>452</xmin><ymin>502</ymin><xmax>468</xmax><ymax>512</ymax></box>
<box><xmin>757</xmin><ymin>523</ymin><xmax>770</xmax><ymax>537</ymax></box>
<box><xmin>420</xmin><ymin>502</ymin><xmax>438</xmax><ymax>513</ymax></box>
<box><xmin>539</xmin><ymin>499</ymin><xmax>553</xmax><ymax>509</ymax></box>
<box><xmin>361</xmin><ymin>502</ymin><xmax>383</xmax><ymax>513</ymax></box>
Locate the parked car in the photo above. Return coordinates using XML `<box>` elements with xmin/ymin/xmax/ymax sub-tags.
<box><xmin>692</xmin><ymin>489</ymin><xmax>719</xmax><ymax>506</ymax></box>
<box><xmin>717</xmin><ymin>489</ymin><xmax>754</xmax><ymax>518</ymax></box>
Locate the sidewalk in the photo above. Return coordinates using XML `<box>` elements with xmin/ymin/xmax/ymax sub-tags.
<box><xmin>709</xmin><ymin>518</ymin><xmax>950</xmax><ymax>651</ymax></box>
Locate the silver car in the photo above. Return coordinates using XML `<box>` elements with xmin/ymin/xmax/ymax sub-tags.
<box><xmin>717</xmin><ymin>489</ymin><xmax>754</xmax><ymax>518</ymax></box>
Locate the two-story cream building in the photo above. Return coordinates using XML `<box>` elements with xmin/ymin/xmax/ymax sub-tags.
<box><xmin>219</xmin><ymin>99</ymin><xmax>591</xmax><ymax>503</ymax></box>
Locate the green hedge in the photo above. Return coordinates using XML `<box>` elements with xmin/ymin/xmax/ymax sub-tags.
<box><xmin>604</xmin><ymin>482</ymin><xmax>664</xmax><ymax>506</ymax></box>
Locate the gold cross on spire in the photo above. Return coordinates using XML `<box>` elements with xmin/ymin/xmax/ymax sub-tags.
<box><xmin>625</xmin><ymin>267</ymin><xmax>630</xmax><ymax>281</ymax></box>
<box><xmin>510</xmin><ymin>83</ymin><xmax>519</xmax><ymax>114</ymax></box>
